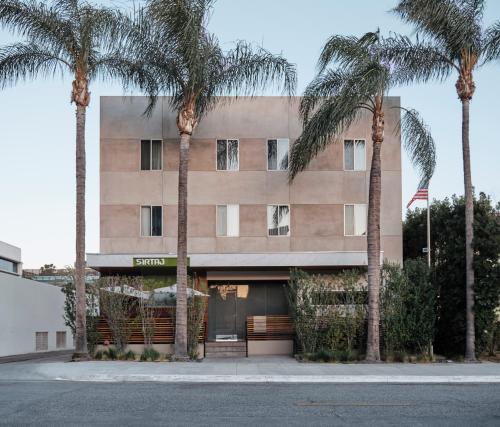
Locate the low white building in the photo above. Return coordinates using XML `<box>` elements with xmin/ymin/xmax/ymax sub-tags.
<box><xmin>0</xmin><ymin>242</ymin><xmax>73</xmax><ymax>357</ymax></box>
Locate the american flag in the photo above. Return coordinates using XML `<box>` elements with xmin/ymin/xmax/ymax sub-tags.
<box><xmin>407</xmin><ymin>185</ymin><xmax>429</xmax><ymax>208</ymax></box>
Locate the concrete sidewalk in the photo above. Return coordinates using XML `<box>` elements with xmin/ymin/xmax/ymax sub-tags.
<box><xmin>1</xmin><ymin>356</ymin><xmax>500</xmax><ymax>383</ymax></box>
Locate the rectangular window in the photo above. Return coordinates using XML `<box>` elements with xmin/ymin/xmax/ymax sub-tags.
<box><xmin>141</xmin><ymin>205</ymin><xmax>162</xmax><ymax>236</ymax></box>
<box><xmin>267</xmin><ymin>138</ymin><xmax>289</xmax><ymax>170</ymax></box>
<box><xmin>141</xmin><ymin>139</ymin><xmax>162</xmax><ymax>170</ymax></box>
<box><xmin>35</xmin><ymin>332</ymin><xmax>48</xmax><ymax>351</ymax></box>
<box><xmin>56</xmin><ymin>331</ymin><xmax>67</xmax><ymax>349</ymax></box>
<box><xmin>267</xmin><ymin>205</ymin><xmax>290</xmax><ymax>236</ymax></box>
<box><xmin>344</xmin><ymin>204</ymin><xmax>367</xmax><ymax>236</ymax></box>
<box><xmin>216</xmin><ymin>205</ymin><xmax>239</xmax><ymax>237</ymax></box>
<box><xmin>0</xmin><ymin>257</ymin><xmax>16</xmax><ymax>273</ymax></box>
<box><xmin>344</xmin><ymin>139</ymin><xmax>366</xmax><ymax>171</ymax></box>
<box><xmin>217</xmin><ymin>139</ymin><xmax>239</xmax><ymax>170</ymax></box>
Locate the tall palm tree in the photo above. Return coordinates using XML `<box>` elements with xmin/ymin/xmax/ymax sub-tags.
<box><xmin>0</xmin><ymin>0</ymin><xmax>146</xmax><ymax>360</ymax></box>
<box><xmin>289</xmin><ymin>30</ymin><xmax>436</xmax><ymax>361</ymax></box>
<box><xmin>387</xmin><ymin>0</ymin><xmax>500</xmax><ymax>361</ymax></box>
<box><xmin>132</xmin><ymin>0</ymin><xmax>296</xmax><ymax>358</ymax></box>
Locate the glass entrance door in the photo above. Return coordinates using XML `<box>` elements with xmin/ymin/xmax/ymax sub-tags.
<box><xmin>209</xmin><ymin>285</ymin><xmax>237</xmax><ymax>341</ymax></box>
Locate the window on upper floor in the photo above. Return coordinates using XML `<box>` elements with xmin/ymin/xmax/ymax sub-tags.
<box><xmin>217</xmin><ymin>139</ymin><xmax>239</xmax><ymax>170</ymax></box>
<box><xmin>267</xmin><ymin>205</ymin><xmax>290</xmax><ymax>236</ymax></box>
<box><xmin>141</xmin><ymin>139</ymin><xmax>162</xmax><ymax>170</ymax></box>
<box><xmin>267</xmin><ymin>138</ymin><xmax>289</xmax><ymax>171</ymax></box>
<box><xmin>0</xmin><ymin>257</ymin><xmax>17</xmax><ymax>273</ymax></box>
<box><xmin>344</xmin><ymin>204</ymin><xmax>367</xmax><ymax>236</ymax></box>
<box><xmin>344</xmin><ymin>139</ymin><xmax>366</xmax><ymax>171</ymax></box>
<box><xmin>216</xmin><ymin>205</ymin><xmax>239</xmax><ymax>237</ymax></box>
<box><xmin>141</xmin><ymin>205</ymin><xmax>162</xmax><ymax>236</ymax></box>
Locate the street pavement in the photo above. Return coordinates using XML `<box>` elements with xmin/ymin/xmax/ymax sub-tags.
<box><xmin>0</xmin><ymin>381</ymin><xmax>499</xmax><ymax>426</ymax></box>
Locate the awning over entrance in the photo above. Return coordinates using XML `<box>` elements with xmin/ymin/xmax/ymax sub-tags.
<box><xmin>87</xmin><ymin>251</ymin><xmax>375</xmax><ymax>272</ymax></box>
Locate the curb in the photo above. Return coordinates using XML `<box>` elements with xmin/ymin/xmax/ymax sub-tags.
<box><xmin>53</xmin><ymin>374</ymin><xmax>500</xmax><ymax>383</ymax></box>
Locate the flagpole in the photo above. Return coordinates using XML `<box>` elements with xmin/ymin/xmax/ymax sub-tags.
<box><xmin>427</xmin><ymin>189</ymin><xmax>431</xmax><ymax>268</ymax></box>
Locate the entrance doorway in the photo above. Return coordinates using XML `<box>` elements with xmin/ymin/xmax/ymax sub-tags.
<box><xmin>209</xmin><ymin>285</ymin><xmax>237</xmax><ymax>341</ymax></box>
<box><xmin>207</xmin><ymin>282</ymin><xmax>288</xmax><ymax>341</ymax></box>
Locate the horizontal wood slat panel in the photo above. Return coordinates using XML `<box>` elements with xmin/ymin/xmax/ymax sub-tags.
<box><xmin>246</xmin><ymin>315</ymin><xmax>294</xmax><ymax>341</ymax></box>
<box><xmin>97</xmin><ymin>316</ymin><xmax>205</xmax><ymax>345</ymax></box>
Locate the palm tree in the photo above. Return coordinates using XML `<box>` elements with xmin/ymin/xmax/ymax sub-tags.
<box><xmin>0</xmin><ymin>0</ymin><xmax>147</xmax><ymax>360</ymax></box>
<box><xmin>387</xmin><ymin>0</ymin><xmax>500</xmax><ymax>361</ymax></box>
<box><xmin>289</xmin><ymin>30</ymin><xmax>436</xmax><ymax>361</ymax></box>
<box><xmin>131</xmin><ymin>0</ymin><xmax>296</xmax><ymax>358</ymax></box>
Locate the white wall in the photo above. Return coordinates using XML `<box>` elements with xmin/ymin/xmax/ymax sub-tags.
<box><xmin>0</xmin><ymin>272</ymin><xmax>73</xmax><ymax>357</ymax></box>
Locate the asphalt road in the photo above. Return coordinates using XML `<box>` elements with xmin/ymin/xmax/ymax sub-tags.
<box><xmin>0</xmin><ymin>381</ymin><xmax>499</xmax><ymax>426</ymax></box>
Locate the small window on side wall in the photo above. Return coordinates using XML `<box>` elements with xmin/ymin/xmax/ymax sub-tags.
<box><xmin>141</xmin><ymin>205</ymin><xmax>162</xmax><ymax>236</ymax></box>
<box><xmin>344</xmin><ymin>204</ymin><xmax>367</xmax><ymax>236</ymax></box>
<box><xmin>217</xmin><ymin>139</ymin><xmax>239</xmax><ymax>170</ymax></box>
<box><xmin>268</xmin><ymin>139</ymin><xmax>289</xmax><ymax>170</ymax></box>
<box><xmin>344</xmin><ymin>139</ymin><xmax>366</xmax><ymax>171</ymax></box>
<box><xmin>267</xmin><ymin>205</ymin><xmax>290</xmax><ymax>236</ymax></box>
<box><xmin>217</xmin><ymin>205</ymin><xmax>239</xmax><ymax>236</ymax></box>
<box><xmin>141</xmin><ymin>140</ymin><xmax>162</xmax><ymax>170</ymax></box>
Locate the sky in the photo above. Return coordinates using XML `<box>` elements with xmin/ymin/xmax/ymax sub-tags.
<box><xmin>0</xmin><ymin>0</ymin><xmax>499</xmax><ymax>268</ymax></box>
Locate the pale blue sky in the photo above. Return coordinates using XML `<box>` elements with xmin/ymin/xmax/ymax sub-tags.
<box><xmin>1</xmin><ymin>0</ymin><xmax>499</xmax><ymax>268</ymax></box>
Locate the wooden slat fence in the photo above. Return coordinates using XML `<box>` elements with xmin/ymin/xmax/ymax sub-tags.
<box><xmin>246</xmin><ymin>315</ymin><xmax>294</xmax><ymax>340</ymax></box>
<box><xmin>97</xmin><ymin>316</ymin><xmax>205</xmax><ymax>345</ymax></box>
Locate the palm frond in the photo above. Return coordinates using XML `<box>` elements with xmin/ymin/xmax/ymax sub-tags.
<box><xmin>299</xmin><ymin>69</ymin><xmax>350</xmax><ymax>124</ymax></box>
<box><xmin>484</xmin><ymin>21</ymin><xmax>500</xmax><ymax>62</ymax></box>
<box><xmin>399</xmin><ymin>107</ymin><xmax>436</xmax><ymax>188</ymax></box>
<box><xmin>0</xmin><ymin>0</ymin><xmax>76</xmax><ymax>56</ymax></box>
<box><xmin>289</xmin><ymin>61</ymin><xmax>388</xmax><ymax>180</ymax></box>
<box><xmin>317</xmin><ymin>33</ymin><xmax>373</xmax><ymax>72</ymax></box>
<box><xmin>0</xmin><ymin>41</ymin><xmax>68</xmax><ymax>88</ymax></box>
<box><xmin>393</xmin><ymin>0</ymin><xmax>483</xmax><ymax>56</ymax></box>
<box><xmin>382</xmin><ymin>34</ymin><xmax>456</xmax><ymax>84</ymax></box>
<box><xmin>218</xmin><ymin>41</ymin><xmax>296</xmax><ymax>98</ymax></box>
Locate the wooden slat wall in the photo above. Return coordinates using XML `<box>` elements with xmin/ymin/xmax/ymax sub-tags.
<box><xmin>96</xmin><ymin>317</ymin><xmax>205</xmax><ymax>345</ymax></box>
<box><xmin>246</xmin><ymin>315</ymin><xmax>294</xmax><ymax>341</ymax></box>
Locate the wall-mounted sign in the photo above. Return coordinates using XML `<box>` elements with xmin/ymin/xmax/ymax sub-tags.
<box><xmin>132</xmin><ymin>257</ymin><xmax>190</xmax><ymax>267</ymax></box>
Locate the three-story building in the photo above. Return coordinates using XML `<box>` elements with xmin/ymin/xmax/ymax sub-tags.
<box><xmin>88</xmin><ymin>96</ymin><xmax>402</xmax><ymax>354</ymax></box>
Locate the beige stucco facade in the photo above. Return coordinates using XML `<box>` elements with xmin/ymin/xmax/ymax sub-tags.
<box><xmin>96</xmin><ymin>96</ymin><xmax>402</xmax><ymax>265</ymax></box>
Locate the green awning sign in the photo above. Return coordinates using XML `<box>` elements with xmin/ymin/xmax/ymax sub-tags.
<box><xmin>132</xmin><ymin>257</ymin><xmax>189</xmax><ymax>267</ymax></box>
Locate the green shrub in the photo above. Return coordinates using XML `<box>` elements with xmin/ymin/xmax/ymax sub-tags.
<box><xmin>124</xmin><ymin>350</ymin><xmax>136</xmax><ymax>361</ymax></box>
<box><xmin>288</xmin><ymin>269</ymin><xmax>366</xmax><ymax>356</ymax></box>
<box><xmin>140</xmin><ymin>348</ymin><xmax>160</xmax><ymax>362</ymax></box>
<box><xmin>94</xmin><ymin>350</ymin><xmax>103</xmax><ymax>360</ymax></box>
<box><xmin>105</xmin><ymin>347</ymin><xmax>118</xmax><ymax>360</ymax></box>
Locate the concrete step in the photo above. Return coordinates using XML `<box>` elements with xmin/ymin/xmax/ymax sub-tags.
<box><xmin>205</xmin><ymin>341</ymin><xmax>247</xmax><ymax>358</ymax></box>
<box><xmin>205</xmin><ymin>342</ymin><xmax>246</xmax><ymax>349</ymax></box>
<box><xmin>205</xmin><ymin>351</ymin><xmax>247</xmax><ymax>358</ymax></box>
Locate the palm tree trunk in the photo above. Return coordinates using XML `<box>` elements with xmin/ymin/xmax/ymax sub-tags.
<box><xmin>366</xmin><ymin>100</ymin><xmax>384</xmax><ymax>362</ymax></box>
<box><xmin>73</xmin><ymin>103</ymin><xmax>88</xmax><ymax>359</ymax></box>
<box><xmin>462</xmin><ymin>98</ymin><xmax>476</xmax><ymax>361</ymax></box>
<box><xmin>175</xmin><ymin>131</ymin><xmax>190</xmax><ymax>358</ymax></box>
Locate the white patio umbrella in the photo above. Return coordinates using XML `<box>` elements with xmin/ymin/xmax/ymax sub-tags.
<box><xmin>153</xmin><ymin>284</ymin><xmax>208</xmax><ymax>297</ymax></box>
<box><xmin>102</xmin><ymin>285</ymin><xmax>151</xmax><ymax>300</ymax></box>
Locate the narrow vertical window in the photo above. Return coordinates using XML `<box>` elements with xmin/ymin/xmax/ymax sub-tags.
<box><xmin>344</xmin><ymin>204</ymin><xmax>367</xmax><ymax>236</ymax></box>
<box><xmin>354</xmin><ymin>140</ymin><xmax>365</xmax><ymax>171</ymax></box>
<box><xmin>151</xmin><ymin>206</ymin><xmax>162</xmax><ymax>236</ymax></box>
<box><xmin>141</xmin><ymin>140</ymin><xmax>151</xmax><ymax>170</ymax></box>
<box><xmin>267</xmin><ymin>205</ymin><xmax>290</xmax><ymax>236</ymax></box>
<box><xmin>56</xmin><ymin>331</ymin><xmax>67</xmax><ymax>349</ymax></box>
<box><xmin>344</xmin><ymin>139</ymin><xmax>366</xmax><ymax>171</ymax></box>
<box><xmin>217</xmin><ymin>139</ymin><xmax>239</xmax><ymax>170</ymax></box>
<box><xmin>141</xmin><ymin>205</ymin><xmax>162</xmax><ymax>236</ymax></box>
<box><xmin>217</xmin><ymin>205</ymin><xmax>239</xmax><ymax>236</ymax></box>
<box><xmin>268</xmin><ymin>139</ymin><xmax>289</xmax><ymax>170</ymax></box>
<box><xmin>35</xmin><ymin>332</ymin><xmax>48</xmax><ymax>351</ymax></box>
<box><xmin>151</xmin><ymin>140</ymin><xmax>162</xmax><ymax>170</ymax></box>
<box><xmin>141</xmin><ymin>139</ymin><xmax>162</xmax><ymax>170</ymax></box>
